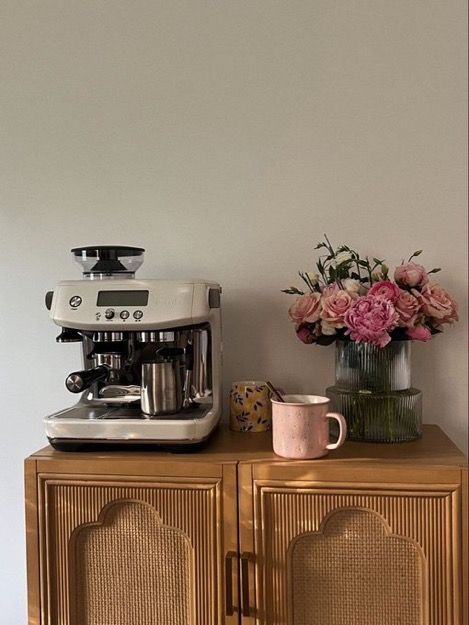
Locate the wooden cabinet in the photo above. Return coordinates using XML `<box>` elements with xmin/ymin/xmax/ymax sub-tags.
<box><xmin>25</xmin><ymin>426</ymin><xmax>468</xmax><ymax>625</ymax></box>
<box><xmin>25</xmin><ymin>455</ymin><xmax>239</xmax><ymax>625</ymax></box>
<box><xmin>239</xmin><ymin>462</ymin><xmax>465</xmax><ymax>625</ymax></box>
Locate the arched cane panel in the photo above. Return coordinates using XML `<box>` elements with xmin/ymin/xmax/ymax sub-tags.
<box><xmin>288</xmin><ymin>508</ymin><xmax>426</xmax><ymax>625</ymax></box>
<box><xmin>70</xmin><ymin>500</ymin><xmax>194</xmax><ymax>625</ymax></box>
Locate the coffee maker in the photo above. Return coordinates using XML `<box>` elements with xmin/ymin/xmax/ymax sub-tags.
<box><xmin>44</xmin><ymin>246</ymin><xmax>222</xmax><ymax>450</ymax></box>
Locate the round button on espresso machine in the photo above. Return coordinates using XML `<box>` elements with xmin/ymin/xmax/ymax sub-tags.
<box><xmin>133</xmin><ymin>310</ymin><xmax>143</xmax><ymax>320</ymax></box>
<box><xmin>120</xmin><ymin>310</ymin><xmax>130</xmax><ymax>320</ymax></box>
<box><xmin>104</xmin><ymin>308</ymin><xmax>115</xmax><ymax>319</ymax></box>
<box><xmin>69</xmin><ymin>295</ymin><xmax>82</xmax><ymax>308</ymax></box>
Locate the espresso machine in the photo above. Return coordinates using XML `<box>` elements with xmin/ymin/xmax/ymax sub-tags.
<box><xmin>44</xmin><ymin>246</ymin><xmax>222</xmax><ymax>450</ymax></box>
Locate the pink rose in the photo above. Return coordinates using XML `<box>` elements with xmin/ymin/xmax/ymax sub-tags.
<box><xmin>320</xmin><ymin>289</ymin><xmax>357</xmax><ymax>328</ymax></box>
<box><xmin>296</xmin><ymin>323</ymin><xmax>316</xmax><ymax>344</ymax></box>
<box><xmin>406</xmin><ymin>325</ymin><xmax>432</xmax><ymax>341</ymax></box>
<box><xmin>394</xmin><ymin>262</ymin><xmax>429</xmax><ymax>288</ymax></box>
<box><xmin>288</xmin><ymin>293</ymin><xmax>322</xmax><ymax>324</ymax></box>
<box><xmin>368</xmin><ymin>280</ymin><xmax>401</xmax><ymax>303</ymax></box>
<box><xmin>394</xmin><ymin>290</ymin><xmax>421</xmax><ymax>327</ymax></box>
<box><xmin>322</xmin><ymin>283</ymin><xmax>340</xmax><ymax>297</ymax></box>
<box><xmin>344</xmin><ymin>295</ymin><xmax>399</xmax><ymax>348</ymax></box>
<box><xmin>417</xmin><ymin>284</ymin><xmax>459</xmax><ymax>324</ymax></box>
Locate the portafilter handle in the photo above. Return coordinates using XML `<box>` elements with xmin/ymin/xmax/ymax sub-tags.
<box><xmin>65</xmin><ymin>365</ymin><xmax>109</xmax><ymax>393</ymax></box>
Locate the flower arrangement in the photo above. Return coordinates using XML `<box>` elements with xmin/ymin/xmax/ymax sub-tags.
<box><xmin>283</xmin><ymin>235</ymin><xmax>458</xmax><ymax>348</ymax></box>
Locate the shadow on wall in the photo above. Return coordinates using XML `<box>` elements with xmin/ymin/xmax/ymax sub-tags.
<box><xmin>221</xmin><ymin>288</ymin><xmax>334</xmax><ymax>415</ymax></box>
<box><xmin>412</xmin><ymin>338</ymin><xmax>452</xmax><ymax>430</ymax></box>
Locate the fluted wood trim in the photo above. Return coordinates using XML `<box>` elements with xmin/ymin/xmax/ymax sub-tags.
<box><xmin>462</xmin><ymin>469</ymin><xmax>469</xmax><ymax>625</ymax></box>
<box><xmin>25</xmin><ymin>459</ymin><xmax>40</xmax><ymax>625</ymax></box>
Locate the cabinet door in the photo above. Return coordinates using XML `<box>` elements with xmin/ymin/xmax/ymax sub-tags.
<box><xmin>27</xmin><ymin>463</ymin><xmax>238</xmax><ymax>625</ymax></box>
<box><xmin>239</xmin><ymin>463</ymin><xmax>463</xmax><ymax>625</ymax></box>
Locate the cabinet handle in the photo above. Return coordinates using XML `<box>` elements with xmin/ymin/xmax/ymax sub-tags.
<box><xmin>241</xmin><ymin>552</ymin><xmax>253</xmax><ymax>617</ymax></box>
<box><xmin>225</xmin><ymin>551</ymin><xmax>237</xmax><ymax>616</ymax></box>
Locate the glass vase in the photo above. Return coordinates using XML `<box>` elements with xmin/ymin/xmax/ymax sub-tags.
<box><xmin>326</xmin><ymin>339</ymin><xmax>422</xmax><ymax>443</ymax></box>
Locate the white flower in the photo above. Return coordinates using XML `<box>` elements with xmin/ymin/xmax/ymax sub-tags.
<box><xmin>335</xmin><ymin>251</ymin><xmax>352</xmax><ymax>265</ymax></box>
<box><xmin>342</xmin><ymin>278</ymin><xmax>361</xmax><ymax>294</ymax></box>
<box><xmin>321</xmin><ymin>320</ymin><xmax>337</xmax><ymax>335</ymax></box>
<box><xmin>306</xmin><ymin>272</ymin><xmax>320</xmax><ymax>284</ymax></box>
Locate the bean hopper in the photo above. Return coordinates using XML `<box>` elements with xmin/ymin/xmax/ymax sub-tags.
<box><xmin>44</xmin><ymin>246</ymin><xmax>222</xmax><ymax>450</ymax></box>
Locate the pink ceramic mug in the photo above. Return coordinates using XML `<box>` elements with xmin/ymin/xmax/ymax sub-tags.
<box><xmin>271</xmin><ymin>394</ymin><xmax>347</xmax><ymax>459</ymax></box>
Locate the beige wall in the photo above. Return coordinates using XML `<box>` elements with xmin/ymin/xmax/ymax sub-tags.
<box><xmin>0</xmin><ymin>0</ymin><xmax>467</xmax><ymax>618</ymax></box>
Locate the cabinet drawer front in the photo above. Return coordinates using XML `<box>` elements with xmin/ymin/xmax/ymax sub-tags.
<box><xmin>38</xmin><ymin>475</ymin><xmax>222</xmax><ymax>625</ymax></box>
<box><xmin>251</xmin><ymin>482</ymin><xmax>461</xmax><ymax>625</ymax></box>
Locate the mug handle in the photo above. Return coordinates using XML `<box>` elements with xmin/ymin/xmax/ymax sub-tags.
<box><xmin>326</xmin><ymin>412</ymin><xmax>347</xmax><ymax>450</ymax></box>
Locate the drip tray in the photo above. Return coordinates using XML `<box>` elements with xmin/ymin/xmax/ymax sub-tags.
<box><xmin>50</xmin><ymin>404</ymin><xmax>212</xmax><ymax>421</ymax></box>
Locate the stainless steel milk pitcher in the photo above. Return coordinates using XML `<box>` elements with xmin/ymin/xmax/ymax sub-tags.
<box><xmin>141</xmin><ymin>361</ymin><xmax>182</xmax><ymax>416</ymax></box>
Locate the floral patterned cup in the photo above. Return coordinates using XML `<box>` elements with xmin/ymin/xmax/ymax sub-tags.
<box><xmin>229</xmin><ymin>381</ymin><xmax>272</xmax><ymax>432</ymax></box>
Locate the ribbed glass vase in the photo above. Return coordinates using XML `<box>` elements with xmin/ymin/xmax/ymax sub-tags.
<box><xmin>326</xmin><ymin>340</ymin><xmax>422</xmax><ymax>443</ymax></box>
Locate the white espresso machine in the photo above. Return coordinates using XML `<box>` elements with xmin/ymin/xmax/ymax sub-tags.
<box><xmin>44</xmin><ymin>246</ymin><xmax>222</xmax><ymax>450</ymax></box>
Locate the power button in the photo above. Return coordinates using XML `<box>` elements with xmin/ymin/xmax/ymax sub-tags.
<box><xmin>69</xmin><ymin>295</ymin><xmax>82</xmax><ymax>308</ymax></box>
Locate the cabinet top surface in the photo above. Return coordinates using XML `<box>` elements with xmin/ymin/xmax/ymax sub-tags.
<box><xmin>27</xmin><ymin>425</ymin><xmax>467</xmax><ymax>468</ymax></box>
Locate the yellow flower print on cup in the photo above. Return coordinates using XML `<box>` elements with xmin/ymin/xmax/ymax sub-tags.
<box><xmin>229</xmin><ymin>381</ymin><xmax>272</xmax><ymax>432</ymax></box>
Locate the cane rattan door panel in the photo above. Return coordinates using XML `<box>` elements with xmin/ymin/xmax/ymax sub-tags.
<box><xmin>289</xmin><ymin>508</ymin><xmax>424</xmax><ymax>625</ymax></box>
<box><xmin>252</xmin><ymin>483</ymin><xmax>461</xmax><ymax>625</ymax></box>
<box><xmin>38</xmin><ymin>476</ymin><xmax>223</xmax><ymax>625</ymax></box>
<box><xmin>71</xmin><ymin>500</ymin><xmax>193</xmax><ymax>625</ymax></box>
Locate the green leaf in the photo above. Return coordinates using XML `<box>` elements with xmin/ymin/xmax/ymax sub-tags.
<box><xmin>323</xmin><ymin>234</ymin><xmax>335</xmax><ymax>254</ymax></box>
<box><xmin>372</xmin><ymin>258</ymin><xmax>384</xmax><ymax>265</ymax></box>
<box><xmin>428</xmin><ymin>268</ymin><xmax>441</xmax><ymax>274</ymax></box>
<box><xmin>281</xmin><ymin>287</ymin><xmax>305</xmax><ymax>295</ymax></box>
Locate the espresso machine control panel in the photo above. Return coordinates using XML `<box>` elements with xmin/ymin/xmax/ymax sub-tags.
<box><xmin>49</xmin><ymin>280</ymin><xmax>219</xmax><ymax>331</ymax></box>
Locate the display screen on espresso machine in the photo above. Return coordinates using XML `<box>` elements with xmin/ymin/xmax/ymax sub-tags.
<box><xmin>96</xmin><ymin>290</ymin><xmax>149</xmax><ymax>306</ymax></box>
